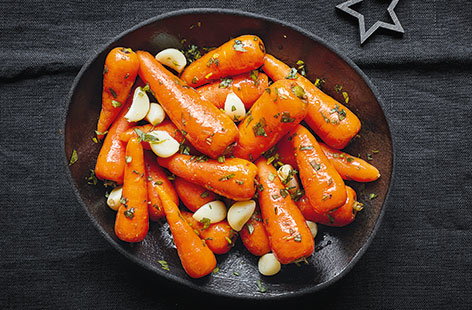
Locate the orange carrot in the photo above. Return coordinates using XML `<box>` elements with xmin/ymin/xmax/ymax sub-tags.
<box><xmin>174</xmin><ymin>177</ymin><xmax>218</xmax><ymax>212</ymax></box>
<box><xmin>239</xmin><ymin>209</ymin><xmax>271</xmax><ymax>256</ymax></box>
<box><xmin>154</xmin><ymin>185</ymin><xmax>217</xmax><ymax>278</ymax></box>
<box><xmin>197</xmin><ymin>71</ymin><xmax>269</xmax><ymax>109</ymax></box>
<box><xmin>255</xmin><ymin>158</ymin><xmax>314</xmax><ymax>264</ymax></box>
<box><xmin>275</xmin><ymin>133</ymin><xmax>299</xmax><ymax>169</ymax></box>
<box><xmin>181</xmin><ymin>35</ymin><xmax>266</xmax><ymax>87</ymax></box>
<box><xmin>262</xmin><ymin>54</ymin><xmax>361</xmax><ymax>149</ymax></box>
<box><xmin>296</xmin><ymin>186</ymin><xmax>361</xmax><ymax>227</ymax></box>
<box><xmin>97</xmin><ymin>47</ymin><xmax>139</xmax><ymax>138</ymax></box>
<box><xmin>319</xmin><ymin>143</ymin><xmax>380</xmax><ymax>182</ymax></box>
<box><xmin>114</xmin><ymin>137</ymin><xmax>149</xmax><ymax>242</ymax></box>
<box><xmin>290</xmin><ymin>125</ymin><xmax>346</xmax><ymax>213</ymax></box>
<box><xmin>158</xmin><ymin>154</ymin><xmax>257</xmax><ymax>201</ymax></box>
<box><xmin>137</xmin><ymin>51</ymin><xmax>238</xmax><ymax>158</ymax></box>
<box><xmin>233</xmin><ymin>79</ymin><xmax>308</xmax><ymax>161</ymax></box>
<box><xmin>181</xmin><ymin>212</ymin><xmax>237</xmax><ymax>255</ymax></box>
<box><xmin>94</xmin><ymin>95</ymin><xmax>134</xmax><ymax>184</ymax></box>
<box><xmin>144</xmin><ymin>151</ymin><xmax>179</xmax><ymax>221</ymax></box>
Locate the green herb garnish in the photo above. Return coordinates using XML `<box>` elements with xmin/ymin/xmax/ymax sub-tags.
<box><xmin>69</xmin><ymin>149</ymin><xmax>78</xmax><ymax>166</ymax></box>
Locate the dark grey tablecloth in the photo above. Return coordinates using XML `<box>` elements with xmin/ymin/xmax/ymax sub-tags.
<box><xmin>1</xmin><ymin>1</ymin><xmax>471</xmax><ymax>309</ymax></box>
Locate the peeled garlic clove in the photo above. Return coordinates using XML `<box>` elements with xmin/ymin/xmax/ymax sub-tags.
<box><xmin>306</xmin><ymin>220</ymin><xmax>318</xmax><ymax>238</ymax></box>
<box><xmin>155</xmin><ymin>48</ymin><xmax>187</xmax><ymax>73</ymax></box>
<box><xmin>125</xmin><ymin>86</ymin><xmax>150</xmax><ymax>122</ymax></box>
<box><xmin>145</xmin><ymin>102</ymin><xmax>166</xmax><ymax>125</ymax></box>
<box><xmin>148</xmin><ymin>130</ymin><xmax>180</xmax><ymax>158</ymax></box>
<box><xmin>277</xmin><ymin>164</ymin><xmax>300</xmax><ymax>192</ymax></box>
<box><xmin>224</xmin><ymin>92</ymin><xmax>246</xmax><ymax>122</ymax></box>
<box><xmin>258</xmin><ymin>253</ymin><xmax>281</xmax><ymax>276</ymax></box>
<box><xmin>192</xmin><ymin>200</ymin><xmax>227</xmax><ymax>224</ymax></box>
<box><xmin>227</xmin><ymin>200</ymin><xmax>256</xmax><ymax>231</ymax></box>
<box><xmin>107</xmin><ymin>186</ymin><xmax>123</xmax><ymax>211</ymax></box>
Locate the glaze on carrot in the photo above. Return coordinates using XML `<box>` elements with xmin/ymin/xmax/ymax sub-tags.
<box><xmin>291</xmin><ymin>125</ymin><xmax>346</xmax><ymax>213</ymax></box>
<box><xmin>320</xmin><ymin>143</ymin><xmax>380</xmax><ymax>182</ymax></box>
<box><xmin>136</xmin><ymin>51</ymin><xmax>238</xmax><ymax>158</ymax></box>
<box><xmin>153</xmin><ymin>185</ymin><xmax>217</xmax><ymax>278</ymax></box>
<box><xmin>197</xmin><ymin>71</ymin><xmax>269</xmax><ymax>109</ymax></box>
<box><xmin>239</xmin><ymin>209</ymin><xmax>271</xmax><ymax>256</ymax></box>
<box><xmin>233</xmin><ymin>79</ymin><xmax>308</xmax><ymax>161</ymax></box>
<box><xmin>275</xmin><ymin>133</ymin><xmax>299</xmax><ymax>169</ymax></box>
<box><xmin>114</xmin><ymin>137</ymin><xmax>149</xmax><ymax>242</ymax></box>
<box><xmin>181</xmin><ymin>211</ymin><xmax>237</xmax><ymax>255</ymax></box>
<box><xmin>181</xmin><ymin>35</ymin><xmax>266</xmax><ymax>87</ymax></box>
<box><xmin>174</xmin><ymin>177</ymin><xmax>218</xmax><ymax>212</ymax></box>
<box><xmin>97</xmin><ymin>47</ymin><xmax>139</xmax><ymax>138</ymax></box>
<box><xmin>158</xmin><ymin>154</ymin><xmax>257</xmax><ymax>201</ymax></box>
<box><xmin>262</xmin><ymin>54</ymin><xmax>361</xmax><ymax>149</ymax></box>
<box><xmin>296</xmin><ymin>186</ymin><xmax>361</xmax><ymax>227</ymax></box>
<box><xmin>144</xmin><ymin>151</ymin><xmax>179</xmax><ymax>221</ymax></box>
<box><xmin>255</xmin><ymin>158</ymin><xmax>314</xmax><ymax>264</ymax></box>
<box><xmin>94</xmin><ymin>95</ymin><xmax>134</xmax><ymax>184</ymax></box>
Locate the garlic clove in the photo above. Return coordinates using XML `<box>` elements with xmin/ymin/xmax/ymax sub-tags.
<box><xmin>155</xmin><ymin>48</ymin><xmax>187</xmax><ymax>73</ymax></box>
<box><xmin>192</xmin><ymin>200</ymin><xmax>227</xmax><ymax>224</ymax></box>
<box><xmin>125</xmin><ymin>86</ymin><xmax>150</xmax><ymax>122</ymax></box>
<box><xmin>145</xmin><ymin>102</ymin><xmax>166</xmax><ymax>125</ymax></box>
<box><xmin>224</xmin><ymin>92</ymin><xmax>246</xmax><ymax>122</ymax></box>
<box><xmin>227</xmin><ymin>200</ymin><xmax>256</xmax><ymax>231</ymax></box>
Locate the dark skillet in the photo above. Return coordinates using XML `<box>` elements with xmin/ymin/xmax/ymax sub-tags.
<box><xmin>63</xmin><ymin>8</ymin><xmax>395</xmax><ymax>300</ymax></box>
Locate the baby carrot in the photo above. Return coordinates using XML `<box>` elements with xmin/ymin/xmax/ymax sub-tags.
<box><xmin>97</xmin><ymin>47</ymin><xmax>139</xmax><ymax>138</ymax></box>
<box><xmin>154</xmin><ymin>185</ymin><xmax>217</xmax><ymax>278</ymax></box>
<box><xmin>275</xmin><ymin>133</ymin><xmax>299</xmax><ymax>169</ymax></box>
<box><xmin>262</xmin><ymin>54</ymin><xmax>361</xmax><ymax>149</ymax></box>
<box><xmin>291</xmin><ymin>125</ymin><xmax>346</xmax><ymax>213</ymax></box>
<box><xmin>296</xmin><ymin>186</ymin><xmax>361</xmax><ymax>227</ymax></box>
<box><xmin>181</xmin><ymin>212</ymin><xmax>237</xmax><ymax>255</ymax></box>
<box><xmin>181</xmin><ymin>35</ymin><xmax>266</xmax><ymax>87</ymax></box>
<box><xmin>319</xmin><ymin>143</ymin><xmax>380</xmax><ymax>182</ymax></box>
<box><xmin>158</xmin><ymin>154</ymin><xmax>257</xmax><ymax>201</ymax></box>
<box><xmin>239</xmin><ymin>209</ymin><xmax>271</xmax><ymax>256</ymax></box>
<box><xmin>233</xmin><ymin>79</ymin><xmax>308</xmax><ymax>161</ymax></box>
<box><xmin>197</xmin><ymin>71</ymin><xmax>269</xmax><ymax>109</ymax></box>
<box><xmin>144</xmin><ymin>151</ymin><xmax>179</xmax><ymax>221</ymax></box>
<box><xmin>174</xmin><ymin>177</ymin><xmax>218</xmax><ymax>212</ymax></box>
<box><xmin>114</xmin><ymin>137</ymin><xmax>149</xmax><ymax>242</ymax></box>
<box><xmin>255</xmin><ymin>158</ymin><xmax>314</xmax><ymax>264</ymax></box>
<box><xmin>137</xmin><ymin>51</ymin><xmax>238</xmax><ymax>158</ymax></box>
<box><xmin>94</xmin><ymin>96</ymin><xmax>134</xmax><ymax>184</ymax></box>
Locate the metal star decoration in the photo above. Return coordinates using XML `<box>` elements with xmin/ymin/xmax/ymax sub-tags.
<box><xmin>336</xmin><ymin>0</ymin><xmax>404</xmax><ymax>44</ymax></box>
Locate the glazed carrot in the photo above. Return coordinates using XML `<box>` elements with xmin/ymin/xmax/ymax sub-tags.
<box><xmin>97</xmin><ymin>47</ymin><xmax>139</xmax><ymax>138</ymax></box>
<box><xmin>262</xmin><ymin>54</ymin><xmax>361</xmax><ymax>149</ymax></box>
<box><xmin>181</xmin><ymin>35</ymin><xmax>266</xmax><ymax>87</ymax></box>
<box><xmin>239</xmin><ymin>209</ymin><xmax>271</xmax><ymax>256</ymax></box>
<box><xmin>94</xmin><ymin>95</ymin><xmax>134</xmax><ymax>184</ymax></box>
<box><xmin>275</xmin><ymin>133</ymin><xmax>299</xmax><ymax>169</ymax></box>
<box><xmin>158</xmin><ymin>154</ymin><xmax>257</xmax><ymax>201</ymax></box>
<box><xmin>197</xmin><ymin>71</ymin><xmax>269</xmax><ymax>109</ymax></box>
<box><xmin>255</xmin><ymin>158</ymin><xmax>314</xmax><ymax>264</ymax></box>
<box><xmin>291</xmin><ymin>125</ymin><xmax>346</xmax><ymax>213</ymax></box>
<box><xmin>137</xmin><ymin>51</ymin><xmax>238</xmax><ymax>158</ymax></box>
<box><xmin>174</xmin><ymin>177</ymin><xmax>218</xmax><ymax>212</ymax></box>
<box><xmin>233</xmin><ymin>79</ymin><xmax>308</xmax><ymax>161</ymax></box>
<box><xmin>320</xmin><ymin>143</ymin><xmax>380</xmax><ymax>182</ymax></box>
<box><xmin>144</xmin><ymin>151</ymin><xmax>179</xmax><ymax>221</ymax></box>
<box><xmin>296</xmin><ymin>186</ymin><xmax>361</xmax><ymax>227</ymax></box>
<box><xmin>114</xmin><ymin>137</ymin><xmax>149</xmax><ymax>242</ymax></box>
<box><xmin>181</xmin><ymin>211</ymin><xmax>237</xmax><ymax>255</ymax></box>
<box><xmin>154</xmin><ymin>185</ymin><xmax>217</xmax><ymax>278</ymax></box>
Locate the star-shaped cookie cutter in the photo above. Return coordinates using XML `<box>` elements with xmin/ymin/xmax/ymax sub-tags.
<box><xmin>336</xmin><ymin>0</ymin><xmax>404</xmax><ymax>44</ymax></box>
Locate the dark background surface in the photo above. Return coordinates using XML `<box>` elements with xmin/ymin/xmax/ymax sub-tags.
<box><xmin>1</xmin><ymin>0</ymin><xmax>471</xmax><ymax>309</ymax></box>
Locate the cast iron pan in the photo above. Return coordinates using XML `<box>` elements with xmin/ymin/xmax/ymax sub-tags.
<box><xmin>63</xmin><ymin>8</ymin><xmax>395</xmax><ymax>300</ymax></box>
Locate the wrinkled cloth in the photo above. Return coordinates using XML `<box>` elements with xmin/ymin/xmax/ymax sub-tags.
<box><xmin>0</xmin><ymin>1</ymin><xmax>471</xmax><ymax>309</ymax></box>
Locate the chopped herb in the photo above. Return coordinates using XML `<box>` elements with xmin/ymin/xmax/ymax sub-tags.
<box><xmin>125</xmin><ymin>156</ymin><xmax>132</xmax><ymax>164</ymax></box>
<box><xmin>353</xmin><ymin>201</ymin><xmax>364</xmax><ymax>211</ymax></box>
<box><xmin>235</xmin><ymin>180</ymin><xmax>244</xmax><ymax>185</ymax></box>
<box><xmin>85</xmin><ymin>169</ymin><xmax>98</xmax><ymax>185</ymax></box>
<box><xmin>157</xmin><ymin>260</ymin><xmax>170</xmax><ymax>271</ymax></box>
<box><xmin>372</xmin><ymin>149</ymin><xmax>380</xmax><ymax>154</ymax></box>
<box><xmin>310</xmin><ymin>160</ymin><xmax>321</xmax><ymax>171</ymax></box>
<box><xmin>134</xmin><ymin>129</ymin><xmax>165</xmax><ymax>144</ymax></box>
<box><xmin>124</xmin><ymin>208</ymin><xmax>135</xmax><ymax>219</ymax></box>
<box><xmin>68</xmin><ymin>149</ymin><xmax>78</xmax><ymax>166</ymax></box>
<box><xmin>207</xmin><ymin>55</ymin><xmax>220</xmax><ymax>67</ymax></box>
<box><xmin>250</xmin><ymin>70</ymin><xmax>259</xmax><ymax>85</ymax></box>
<box><xmin>111</xmin><ymin>100</ymin><xmax>122</xmax><ymax>108</ymax></box>
<box><xmin>292</xmin><ymin>85</ymin><xmax>306</xmax><ymax>99</ymax></box>
<box><xmin>286</xmin><ymin>67</ymin><xmax>298</xmax><ymax>79</ymax></box>
<box><xmin>200</xmin><ymin>191</ymin><xmax>210</xmax><ymax>198</ymax></box>
<box><xmin>334</xmin><ymin>84</ymin><xmax>343</xmax><ymax>93</ymax></box>
<box><xmin>369</xmin><ymin>193</ymin><xmax>378</xmax><ymax>200</ymax></box>
<box><xmin>322</xmin><ymin>193</ymin><xmax>332</xmax><ymax>201</ymax></box>
<box><xmin>167</xmin><ymin>174</ymin><xmax>176</xmax><ymax>181</ymax></box>
<box><xmin>299</xmin><ymin>145</ymin><xmax>314</xmax><ymax>151</ymax></box>
<box><xmin>212</xmin><ymin>267</ymin><xmax>220</xmax><ymax>274</ymax></box>
<box><xmin>181</xmin><ymin>44</ymin><xmax>202</xmax><ymax>63</ymax></box>
<box><xmin>268</xmin><ymin>172</ymin><xmax>276</xmax><ymax>181</ymax></box>
<box><xmin>280</xmin><ymin>111</ymin><xmax>295</xmax><ymax>123</ymax></box>
<box><xmin>327</xmin><ymin>214</ymin><xmax>335</xmax><ymax>224</ymax></box>
<box><xmin>92</xmin><ymin>137</ymin><xmax>98</xmax><ymax>143</ymax></box>
<box><xmin>119</xmin><ymin>197</ymin><xmax>128</xmax><ymax>205</ymax></box>
<box><xmin>200</xmin><ymin>217</ymin><xmax>211</xmax><ymax>229</ymax></box>
<box><xmin>347</xmin><ymin>157</ymin><xmax>355</xmax><ymax>163</ymax></box>
<box><xmin>331</xmin><ymin>104</ymin><xmax>347</xmax><ymax>121</ymax></box>
<box><xmin>233</xmin><ymin>40</ymin><xmax>247</xmax><ymax>52</ymax></box>
<box><xmin>280</xmin><ymin>188</ymin><xmax>289</xmax><ymax>198</ymax></box>
<box><xmin>271</xmin><ymin>194</ymin><xmax>280</xmax><ymax>200</ymax></box>
<box><xmin>314</xmin><ymin>78</ymin><xmax>326</xmax><ymax>89</ymax></box>
<box><xmin>109</xmin><ymin>88</ymin><xmax>117</xmax><ymax>98</ymax></box>
<box><xmin>154</xmin><ymin>180</ymin><xmax>163</xmax><ymax>186</ymax></box>
<box><xmin>247</xmin><ymin>223</ymin><xmax>255</xmax><ymax>235</ymax></box>
<box><xmin>124</xmin><ymin>72</ymin><xmax>130</xmax><ymax>79</ymax></box>
<box><xmin>296</xmin><ymin>60</ymin><xmax>306</xmax><ymax>76</ymax></box>
<box><xmin>290</xmin><ymin>188</ymin><xmax>305</xmax><ymax>202</ymax></box>
<box><xmin>256</xmin><ymin>280</ymin><xmax>267</xmax><ymax>293</ymax></box>
<box><xmin>252</xmin><ymin>118</ymin><xmax>267</xmax><ymax>137</ymax></box>
<box><xmin>293</xmin><ymin>234</ymin><xmax>302</xmax><ymax>242</ymax></box>
<box><xmin>366</xmin><ymin>153</ymin><xmax>374</xmax><ymax>161</ymax></box>
<box><xmin>94</xmin><ymin>130</ymin><xmax>108</xmax><ymax>136</ymax></box>
<box><xmin>179</xmin><ymin>143</ymin><xmax>191</xmax><ymax>155</ymax></box>
<box><xmin>233</xmin><ymin>272</ymin><xmax>240</xmax><ymax>276</ymax></box>
<box><xmin>342</xmin><ymin>91</ymin><xmax>349</xmax><ymax>103</ymax></box>
<box><xmin>219</xmin><ymin>77</ymin><xmax>233</xmax><ymax>88</ymax></box>
<box><xmin>219</xmin><ymin>173</ymin><xmax>236</xmax><ymax>181</ymax></box>
<box><xmin>225</xmin><ymin>236</ymin><xmax>233</xmax><ymax>244</ymax></box>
